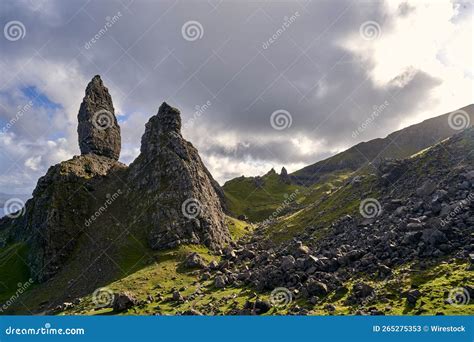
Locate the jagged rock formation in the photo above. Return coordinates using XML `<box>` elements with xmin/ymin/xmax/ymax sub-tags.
<box><xmin>279</xmin><ymin>167</ymin><xmax>291</xmax><ymax>184</ymax></box>
<box><xmin>77</xmin><ymin>75</ymin><xmax>121</xmax><ymax>160</ymax></box>
<box><xmin>2</xmin><ymin>154</ymin><xmax>126</xmax><ymax>281</ymax></box>
<box><xmin>0</xmin><ymin>77</ymin><xmax>229</xmax><ymax>283</ymax></box>
<box><xmin>128</xmin><ymin>102</ymin><xmax>230</xmax><ymax>251</ymax></box>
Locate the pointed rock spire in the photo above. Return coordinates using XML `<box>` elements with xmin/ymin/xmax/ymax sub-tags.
<box><xmin>140</xmin><ymin>102</ymin><xmax>182</xmax><ymax>155</ymax></box>
<box><xmin>280</xmin><ymin>166</ymin><xmax>291</xmax><ymax>184</ymax></box>
<box><xmin>77</xmin><ymin>75</ymin><xmax>121</xmax><ymax>160</ymax></box>
<box><xmin>131</xmin><ymin>102</ymin><xmax>230</xmax><ymax>251</ymax></box>
<box><xmin>156</xmin><ymin>102</ymin><xmax>182</xmax><ymax>132</ymax></box>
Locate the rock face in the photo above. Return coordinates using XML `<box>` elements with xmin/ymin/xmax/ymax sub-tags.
<box><xmin>211</xmin><ymin>128</ymin><xmax>474</xmax><ymax>313</ymax></box>
<box><xmin>77</xmin><ymin>75</ymin><xmax>121</xmax><ymax>160</ymax></box>
<box><xmin>279</xmin><ymin>167</ymin><xmax>291</xmax><ymax>184</ymax></box>
<box><xmin>0</xmin><ymin>76</ymin><xmax>230</xmax><ymax>283</ymax></box>
<box><xmin>128</xmin><ymin>102</ymin><xmax>230</xmax><ymax>251</ymax></box>
<box><xmin>2</xmin><ymin>154</ymin><xmax>126</xmax><ymax>282</ymax></box>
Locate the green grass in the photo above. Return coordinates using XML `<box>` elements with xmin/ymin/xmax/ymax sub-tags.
<box><xmin>309</xmin><ymin>260</ymin><xmax>474</xmax><ymax>315</ymax></box>
<box><xmin>0</xmin><ymin>243</ymin><xmax>31</xmax><ymax>302</ymax></box>
<box><xmin>59</xmin><ymin>249</ymin><xmax>473</xmax><ymax>316</ymax></box>
<box><xmin>227</xmin><ymin>216</ymin><xmax>254</xmax><ymax>241</ymax></box>
<box><xmin>223</xmin><ymin>171</ymin><xmax>303</xmax><ymax>222</ymax></box>
<box><xmin>266</xmin><ymin>173</ymin><xmax>373</xmax><ymax>242</ymax></box>
<box><xmin>62</xmin><ymin>243</ymin><xmax>287</xmax><ymax>316</ymax></box>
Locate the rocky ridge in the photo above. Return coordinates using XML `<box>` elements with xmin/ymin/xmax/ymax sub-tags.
<box><xmin>197</xmin><ymin>128</ymin><xmax>474</xmax><ymax>314</ymax></box>
<box><xmin>0</xmin><ymin>76</ymin><xmax>229</xmax><ymax>283</ymax></box>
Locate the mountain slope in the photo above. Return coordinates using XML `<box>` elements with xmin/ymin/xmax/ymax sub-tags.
<box><xmin>292</xmin><ymin>104</ymin><xmax>474</xmax><ymax>184</ymax></box>
<box><xmin>6</xmin><ymin>127</ymin><xmax>472</xmax><ymax>316</ymax></box>
<box><xmin>223</xmin><ymin>104</ymin><xmax>474</xmax><ymax>222</ymax></box>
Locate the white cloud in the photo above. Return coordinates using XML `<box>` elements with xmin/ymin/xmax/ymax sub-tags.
<box><xmin>343</xmin><ymin>0</ymin><xmax>473</xmax><ymax>128</ymax></box>
<box><xmin>24</xmin><ymin>155</ymin><xmax>42</xmax><ymax>171</ymax></box>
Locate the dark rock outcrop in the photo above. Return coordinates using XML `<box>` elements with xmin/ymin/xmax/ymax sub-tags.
<box><xmin>279</xmin><ymin>167</ymin><xmax>291</xmax><ymax>184</ymax></box>
<box><xmin>0</xmin><ymin>77</ymin><xmax>230</xmax><ymax>284</ymax></box>
<box><xmin>77</xmin><ymin>75</ymin><xmax>121</xmax><ymax>160</ymax></box>
<box><xmin>4</xmin><ymin>153</ymin><xmax>125</xmax><ymax>282</ymax></box>
<box><xmin>128</xmin><ymin>102</ymin><xmax>230</xmax><ymax>251</ymax></box>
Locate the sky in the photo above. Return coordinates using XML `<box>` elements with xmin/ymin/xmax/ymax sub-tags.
<box><xmin>0</xmin><ymin>0</ymin><xmax>472</xmax><ymax>195</ymax></box>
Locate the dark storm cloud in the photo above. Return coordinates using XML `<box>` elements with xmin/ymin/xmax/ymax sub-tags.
<box><xmin>0</xmin><ymin>0</ymin><xmax>462</xmax><ymax>191</ymax></box>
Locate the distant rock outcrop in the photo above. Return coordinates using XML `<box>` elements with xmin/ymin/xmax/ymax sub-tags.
<box><xmin>279</xmin><ymin>167</ymin><xmax>291</xmax><ymax>184</ymax></box>
<box><xmin>77</xmin><ymin>75</ymin><xmax>121</xmax><ymax>160</ymax></box>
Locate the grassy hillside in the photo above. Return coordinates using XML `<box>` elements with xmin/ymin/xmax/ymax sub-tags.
<box><xmin>224</xmin><ymin>105</ymin><xmax>474</xmax><ymax>223</ymax></box>
<box><xmin>292</xmin><ymin>104</ymin><xmax>474</xmax><ymax>184</ymax></box>
<box><xmin>2</xmin><ymin>217</ymin><xmax>252</xmax><ymax>314</ymax></box>
<box><xmin>223</xmin><ymin>169</ymin><xmax>303</xmax><ymax>222</ymax></box>
<box><xmin>0</xmin><ymin>243</ymin><xmax>31</xmax><ymax>303</ymax></box>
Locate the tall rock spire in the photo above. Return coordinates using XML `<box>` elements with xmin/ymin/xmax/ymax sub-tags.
<box><xmin>130</xmin><ymin>102</ymin><xmax>231</xmax><ymax>251</ymax></box>
<box><xmin>280</xmin><ymin>166</ymin><xmax>291</xmax><ymax>184</ymax></box>
<box><xmin>77</xmin><ymin>75</ymin><xmax>121</xmax><ymax>160</ymax></box>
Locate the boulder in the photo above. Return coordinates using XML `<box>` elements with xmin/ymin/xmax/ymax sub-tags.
<box><xmin>113</xmin><ymin>292</ymin><xmax>138</xmax><ymax>312</ymax></box>
<box><xmin>306</xmin><ymin>279</ymin><xmax>328</xmax><ymax>297</ymax></box>
<box><xmin>183</xmin><ymin>252</ymin><xmax>206</xmax><ymax>269</ymax></box>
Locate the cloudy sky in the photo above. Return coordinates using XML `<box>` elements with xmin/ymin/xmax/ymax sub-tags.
<box><xmin>0</xmin><ymin>0</ymin><xmax>472</xmax><ymax>194</ymax></box>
